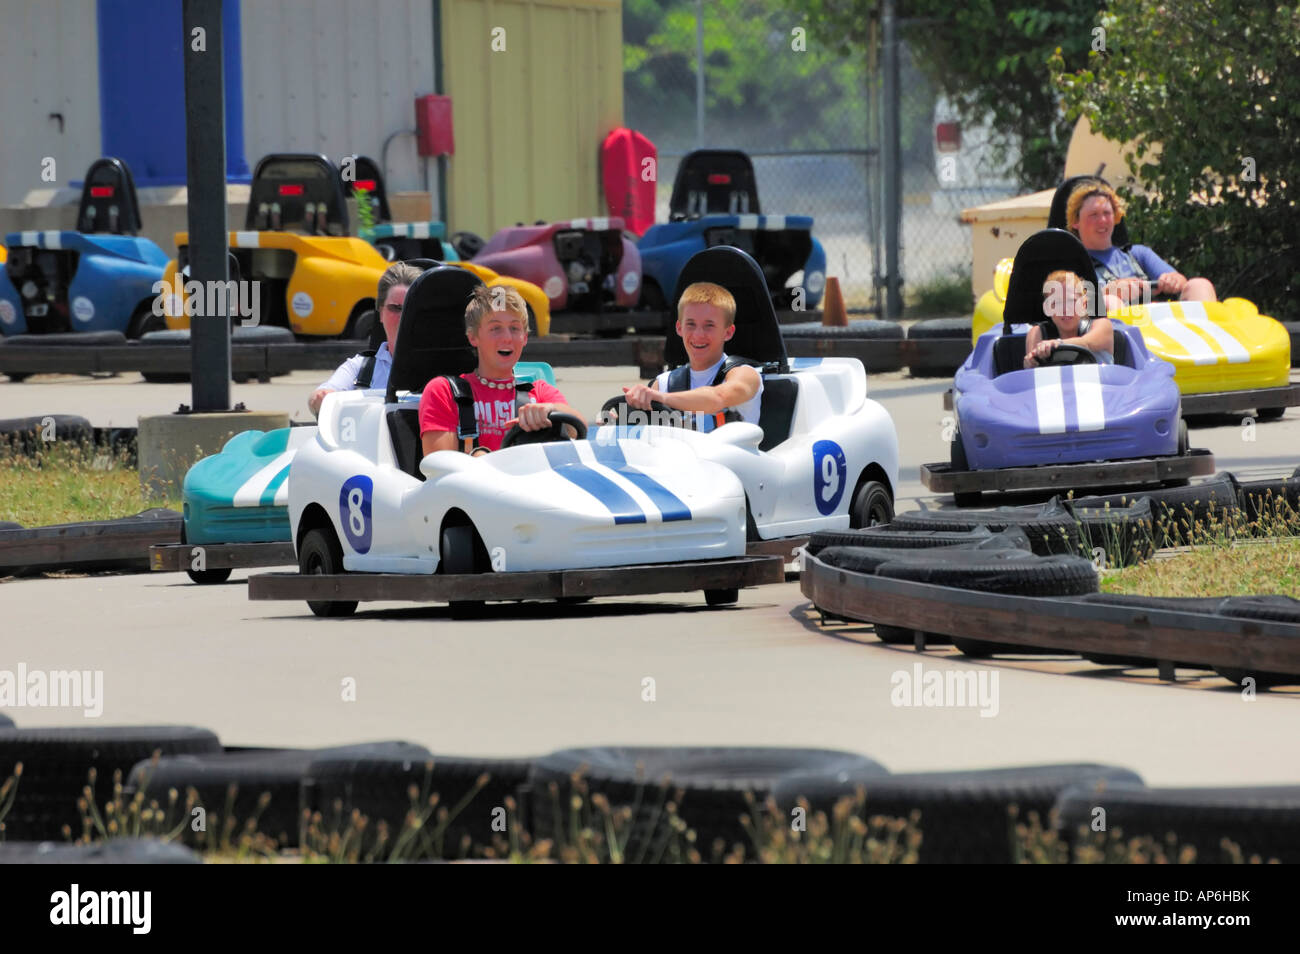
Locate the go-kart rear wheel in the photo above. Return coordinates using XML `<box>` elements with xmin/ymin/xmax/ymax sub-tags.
<box><xmin>1256</xmin><ymin>406</ymin><xmax>1286</xmax><ymax>421</ymax></box>
<box><xmin>299</xmin><ymin>527</ymin><xmax>357</xmax><ymax>618</ymax></box>
<box><xmin>441</xmin><ymin>523</ymin><xmax>487</xmax><ymax>619</ymax></box>
<box><xmin>127</xmin><ymin>305</ymin><xmax>166</xmax><ymax>340</ymax></box>
<box><xmin>1177</xmin><ymin>418</ymin><xmax>1189</xmax><ymax>456</ymax></box>
<box><xmin>343</xmin><ymin>305</ymin><xmax>376</xmax><ymax>341</ymax></box>
<box><xmin>949</xmin><ymin>431</ymin><xmax>981</xmax><ymax>507</ymax></box>
<box><xmin>705</xmin><ymin>588</ymin><xmax>738</xmax><ymax>606</ymax></box>
<box><xmin>180</xmin><ymin>525</ymin><xmax>231</xmax><ymax>584</ymax></box>
<box><xmin>849</xmin><ymin>479</ymin><xmax>893</xmax><ymax>528</ymax></box>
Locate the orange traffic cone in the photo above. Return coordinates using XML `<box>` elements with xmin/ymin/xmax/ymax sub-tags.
<box><xmin>821</xmin><ymin>276</ymin><xmax>848</xmax><ymax>327</ymax></box>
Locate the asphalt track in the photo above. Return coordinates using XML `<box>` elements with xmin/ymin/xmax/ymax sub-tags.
<box><xmin>1</xmin><ymin>364</ymin><xmax>1298</xmax><ymax>786</ymax></box>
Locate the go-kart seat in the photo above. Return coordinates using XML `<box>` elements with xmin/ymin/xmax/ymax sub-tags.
<box><xmin>755</xmin><ymin>376</ymin><xmax>798</xmax><ymax>451</ymax></box>
<box><xmin>382</xmin><ymin>266</ymin><xmax>482</xmax><ymax>478</ymax></box>
<box><xmin>76</xmin><ymin>157</ymin><xmax>144</xmax><ymax>235</ymax></box>
<box><xmin>993</xmin><ymin>335</ymin><xmax>1029</xmax><ymax>377</ymax></box>
<box><xmin>245</xmin><ymin>154</ymin><xmax>350</xmax><ymax>236</ymax></box>
<box><xmin>339</xmin><ymin>155</ymin><xmax>392</xmax><ymax>222</ymax></box>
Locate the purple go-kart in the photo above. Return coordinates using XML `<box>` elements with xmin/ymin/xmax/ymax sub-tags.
<box><xmin>921</xmin><ymin>229</ymin><xmax>1215</xmax><ymax>506</ymax></box>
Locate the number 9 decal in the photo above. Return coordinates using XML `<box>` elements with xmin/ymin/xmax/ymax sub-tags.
<box><xmin>339</xmin><ymin>475</ymin><xmax>373</xmax><ymax>554</ymax></box>
<box><xmin>812</xmin><ymin>440</ymin><xmax>847</xmax><ymax>516</ymax></box>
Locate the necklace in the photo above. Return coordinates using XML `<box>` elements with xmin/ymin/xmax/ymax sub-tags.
<box><xmin>475</xmin><ymin>373</ymin><xmax>515</xmax><ymax>391</ymax></box>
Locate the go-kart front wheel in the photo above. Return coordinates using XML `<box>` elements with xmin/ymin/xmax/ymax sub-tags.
<box><xmin>299</xmin><ymin>527</ymin><xmax>357</xmax><ymax>618</ymax></box>
<box><xmin>440</xmin><ymin>523</ymin><xmax>488</xmax><ymax>619</ymax></box>
<box><xmin>849</xmin><ymin>479</ymin><xmax>893</xmax><ymax>528</ymax></box>
<box><xmin>705</xmin><ymin>588</ymin><xmax>738</xmax><ymax>606</ymax></box>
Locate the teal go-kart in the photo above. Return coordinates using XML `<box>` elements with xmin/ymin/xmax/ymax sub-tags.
<box><xmin>0</xmin><ymin>158</ymin><xmax>169</xmax><ymax>342</ymax></box>
<box><xmin>339</xmin><ymin>155</ymin><xmax>458</xmax><ymax>263</ymax></box>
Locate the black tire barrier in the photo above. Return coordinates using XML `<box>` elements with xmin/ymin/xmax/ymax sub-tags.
<box><xmin>807</xmin><ymin>525</ymin><xmax>1030</xmax><ymax>556</ymax></box>
<box><xmin>1286</xmin><ymin>322</ymin><xmax>1300</xmax><ymax>368</ymax></box>
<box><xmin>1054</xmin><ymin>783</ymin><xmax>1300</xmax><ymax>863</ymax></box>
<box><xmin>299</xmin><ymin>743</ymin><xmax>534</xmax><ymax>859</ymax></box>
<box><xmin>1071</xmin><ymin>473</ymin><xmax>1239</xmax><ymax>546</ymax></box>
<box><xmin>905</xmin><ymin>316</ymin><xmax>970</xmax><ymax>339</ymax></box>
<box><xmin>0</xmin><ymin>838</ymin><xmax>201</xmax><ymax>864</ymax></box>
<box><xmin>528</xmin><ymin>746</ymin><xmax>889</xmax><ymax>861</ymax></box>
<box><xmin>1224</xmin><ymin>466</ymin><xmax>1300</xmax><ymax>521</ymax></box>
<box><xmin>0</xmin><ymin>726</ymin><xmax>223</xmax><ymax>841</ymax></box>
<box><xmin>141</xmin><ymin>326</ymin><xmax>297</xmax><ymax>344</ymax></box>
<box><xmin>821</xmin><ymin>544</ymin><xmax>1038</xmax><ymax>576</ymax></box>
<box><xmin>874</xmin><ymin>554</ymin><xmax>1098</xmax><ymax>657</ymax></box>
<box><xmin>0</xmin><ymin>414</ymin><xmax>94</xmax><ymax>453</ymax></box>
<box><xmin>0</xmin><ymin>521</ymin><xmax>23</xmax><ymax>531</ymax></box>
<box><xmin>0</xmin><ymin>711</ymin><xmax>14</xmax><ymax>728</ymax></box>
<box><xmin>127</xmin><ymin>747</ymin><xmax>318</xmax><ymax>849</ymax></box>
<box><xmin>780</xmin><ymin>319</ymin><xmax>904</xmax><ymax>340</ymax></box>
<box><xmin>887</xmin><ymin>498</ymin><xmax>1084</xmax><ymax>556</ymax></box>
<box><xmin>773</xmin><ymin>763</ymin><xmax>1143</xmax><ymax>864</ymax></box>
<box><xmin>0</xmin><ymin>331</ymin><xmax>128</xmax><ymax>348</ymax></box>
<box><xmin>1066</xmin><ymin>497</ymin><xmax>1156</xmax><ymax>567</ymax></box>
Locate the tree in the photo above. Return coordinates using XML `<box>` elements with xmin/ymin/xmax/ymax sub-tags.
<box><xmin>1052</xmin><ymin>1</ymin><xmax>1300</xmax><ymax>318</ymax></box>
<box><xmin>781</xmin><ymin>0</ymin><xmax>1104</xmax><ymax>189</ymax></box>
<box><xmin>623</xmin><ymin>0</ymin><xmax>869</xmax><ymax>153</ymax></box>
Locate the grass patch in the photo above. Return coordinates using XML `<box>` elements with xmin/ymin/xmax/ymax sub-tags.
<box><xmin>905</xmin><ymin>268</ymin><xmax>973</xmax><ymax>318</ymax></box>
<box><xmin>1102</xmin><ymin>537</ymin><xmax>1300</xmax><ymax>599</ymax></box>
<box><xmin>0</xmin><ymin>439</ymin><xmax>180</xmax><ymax>527</ymax></box>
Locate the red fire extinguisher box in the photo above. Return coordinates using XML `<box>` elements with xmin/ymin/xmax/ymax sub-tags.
<box><xmin>415</xmin><ymin>95</ymin><xmax>454</xmax><ymax>157</ymax></box>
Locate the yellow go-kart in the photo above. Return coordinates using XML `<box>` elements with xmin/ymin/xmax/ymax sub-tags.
<box><xmin>163</xmin><ymin>154</ymin><xmax>550</xmax><ymax>337</ymax></box>
<box><xmin>969</xmin><ymin>177</ymin><xmax>1298</xmax><ymax>420</ymax></box>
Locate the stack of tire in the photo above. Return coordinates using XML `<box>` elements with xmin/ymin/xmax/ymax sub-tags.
<box><xmin>904</xmin><ymin>316</ymin><xmax>971</xmax><ymax>377</ymax></box>
<box><xmin>780</xmin><ymin>319</ymin><xmax>905</xmax><ymax>373</ymax></box>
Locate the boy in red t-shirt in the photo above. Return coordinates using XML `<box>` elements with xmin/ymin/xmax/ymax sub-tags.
<box><xmin>419</xmin><ymin>284</ymin><xmax>579</xmax><ymax>456</ymax></box>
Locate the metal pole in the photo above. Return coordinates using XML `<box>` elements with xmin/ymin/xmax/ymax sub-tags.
<box><xmin>695</xmin><ymin>0</ymin><xmax>705</xmax><ymax>148</ymax></box>
<box><xmin>882</xmin><ymin>0</ymin><xmax>902</xmax><ymax>320</ymax></box>
<box><xmin>433</xmin><ymin>0</ymin><xmax>449</xmax><ymax>224</ymax></box>
<box><xmin>183</xmin><ymin>0</ymin><xmax>231</xmax><ymax>411</ymax></box>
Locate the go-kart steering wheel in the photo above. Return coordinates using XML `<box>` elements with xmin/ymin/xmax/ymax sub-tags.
<box><xmin>499</xmin><ymin>411</ymin><xmax>588</xmax><ymax>449</ymax></box>
<box><xmin>599</xmin><ymin>396</ymin><xmax>693</xmax><ymax>429</ymax></box>
<box><xmin>1036</xmin><ymin>344</ymin><xmax>1097</xmax><ymax>367</ymax></box>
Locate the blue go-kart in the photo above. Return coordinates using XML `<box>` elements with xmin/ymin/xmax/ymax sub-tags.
<box><xmin>0</xmin><ymin>158</ymin><xmax>169</xmax><ymax>346</ymax></box>
<box><xmin>637</xmin><ymin>149</ymin><xmax>827</xmax><ymax>312</ymax></box>
<box><xmin>921</xmin><ymin>229</ymin><xmax>1215</xmax><ymax>506</ymax></box>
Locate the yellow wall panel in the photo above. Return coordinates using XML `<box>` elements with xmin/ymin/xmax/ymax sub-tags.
<box><xmin>442</xmin><ymin>0</ymin><xmax>622</xmax><ymax>236</ymax></box>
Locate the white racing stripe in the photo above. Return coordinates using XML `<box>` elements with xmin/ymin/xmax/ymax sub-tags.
<box><xmin>591</xmin><ymin>216</ymin><xmax>609</xmax><ymax>231</ymax></box>
<box><xmin>1072</xmin><ymin>364</ymin><xmax>1106</xmax><ymax>431</ymax></box>
<box><xmin>407</xmin><ymin>222</ymin><xmax>430</xmax><ymax>239</ymax></box>
<box><xmin>1176</xmin><ymin>301</ymin><xmax>1250</xmax><ymax>363</ymax></box>
<box><xmin>233</xmin><ymin>231</ymin><xmax>260</xmax><ymax>248</ymax></box>
<box><xmin>1145</xmin><ymin>302</ymin><xmax>1218</xmax><ymax>365</ymax></box>
<box><xmin>762</xmin><ymin>215</ymin><xmax>786</xmax><ymax>230</ymax></box>
<box><xmin>19</xmin><ymin>231</ymin><xmax>39</xmax><ymax>247</ymax></box>
<box><xmin>1034</xmin><ymin>366</ymin><xmax>1066</xmax><ymax>434</ymax></box>
<box><xmin>737</xmin><ymin>214</ymin><xmax>759</xmax><ymax>230</ymax></box>
<box><xmin>232</xmin><ymin>449</ymin><xmax>296</xmax><ymax>506</ymax></box>
<box><xmin>43</xmin><ymin>230</ymin><xmax>62</xmax><ymax>249</ymax></box>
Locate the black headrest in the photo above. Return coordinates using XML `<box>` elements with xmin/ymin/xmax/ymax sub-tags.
<box><xmin>76</xmin><ymin>158</ymin><xmax>143</xmax><ymax>235</ymax></box>
<box><xmin>669</xmin><ymin>149</ymin><xmax>761</xmax><ymax>218</ymax></box>
<box><xmin>340</xmin><ymin>154</ymin><xmax>391</xmax><ymax>223</ymax></box>
<box><xmin>384</xmin><ymin>267</ymin><xmax>482</xmax><ymax>403</ymax></box>
<box><xmin>666</xmin><ymin>246</ymin><xmax>788</xmax><ymax>373</ymax></box>
<box><xmin>246</xmin><ymin>153</ymin><xmax>348</xmax><ymax>235</ymax></box>
<box><xmin>403</xmin><ymin>258</ymin><xmax>443</xmax><ymax>271</ymax></box>
<box><xmin>1003</xmin><ymin>229</ymin><xmax>1104</xmax><ymax>332</ymax></box>
<box><xmin>1049</xmin><ymin>174</ymin><xmax>1132</xmax><ymax>248</ymax></box>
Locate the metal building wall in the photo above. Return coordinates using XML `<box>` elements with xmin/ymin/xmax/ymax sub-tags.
<box><xmin>0</xmin><ymin>0</ymin><xmax>102</xmax><ymax>210</ymax></box>
<box><xmin>239</xmin><ymin>0</ymin><xmax>437</xmax><ymax>207</ymax></box>
<box><xmin>441</xmin><ymin>0</ymin><xmax>622</xmax><ymax>236</ymax></box>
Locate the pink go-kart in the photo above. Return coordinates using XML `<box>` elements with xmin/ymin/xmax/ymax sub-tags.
<box><xmin>461</xmin><ymin>217</ymin><xmax>642</xmax><ymax>313</ymax></box>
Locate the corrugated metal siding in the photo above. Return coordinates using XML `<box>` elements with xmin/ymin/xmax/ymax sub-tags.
<box><xmin>240</xmin><ymin>0</ymin><xmax>436</xmax><ymax>206</ymax></box>
<box><xmin>442</xmin><ymin>0</ymin><xmax>622</xmax><ymax>236</ymax></box>
<box><xmin>0</xmin><ymin>0</ymin><xmax>102</xmax><ymax>208</ymax></box>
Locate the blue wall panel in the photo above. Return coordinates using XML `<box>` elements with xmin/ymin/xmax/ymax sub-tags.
<box><xmin>97</xmin><ymin>0</ymin><xmax>249</xmax><ymax>185</ymax></box>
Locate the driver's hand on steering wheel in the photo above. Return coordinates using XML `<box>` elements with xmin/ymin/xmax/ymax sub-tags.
<box><xmin>623</xmin><ymin>384</ymin><xmax>663</xmax><ymax>410</ymax></box>
<box><xmin>513</xmin><ymin>401</ymin><xmax>556</xmax><ymax>432</ymax></box>
<box><xmin>1029</xmin><ymin>339</ymin><xmax>1060</xmax><ymax>364</ymax></box>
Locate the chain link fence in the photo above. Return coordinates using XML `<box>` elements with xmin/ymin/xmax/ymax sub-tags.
<box><xmin>623</xmin><ymin>0</ymin><xmax>1020</xmax><ymax>313</ymax></box>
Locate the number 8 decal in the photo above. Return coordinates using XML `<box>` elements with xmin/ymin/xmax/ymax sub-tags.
<box><xmin>812</xmin><ymin>440</ymin><xmax>847</xmax><ymax>516</ymax></box>
<box><xmin>339</xmin><ymin>475</ymin><xmax>373</xmax><ymax>554</ymax></box>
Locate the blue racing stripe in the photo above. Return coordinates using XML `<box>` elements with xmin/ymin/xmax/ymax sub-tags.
<box><xmin>259</xmin><ymin>464</ymin><xmax>291</xmax><ymax>506</ymax></box>
<box><xmin>544</xmin><ymin>444</ymin><xmax>645</xmax><ymax>524</ymax></box>
<box><xmin>590</xmin><ymin>442</ymin><xmax>692</xmax><ymax>522</ymax></box>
